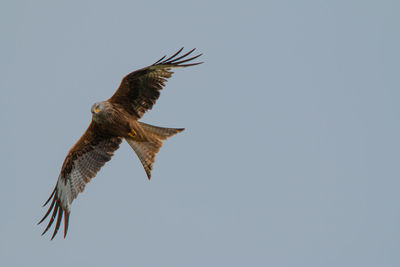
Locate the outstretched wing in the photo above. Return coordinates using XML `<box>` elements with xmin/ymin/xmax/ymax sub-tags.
<box><xmin>39</xmin><ymin>122</ymin><xmax>122</xmax><ymax>240</ymax></box>
<box><xmin>109</xmin><ymin>48</ymin><xmax>202</xmax><ymax>119</ymax></box>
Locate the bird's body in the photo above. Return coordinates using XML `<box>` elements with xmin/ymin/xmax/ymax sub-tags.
<box><xmin>39</xmin><ymin>48</ymin><xmax>202</xmax><ymax>239</ymax></box>
<box><xmin>91</xmin><ymin>101</ymin><xmax>136</xmax><ymax>138</ymax></box>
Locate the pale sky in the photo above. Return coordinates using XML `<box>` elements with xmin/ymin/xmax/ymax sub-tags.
<box><xmin>1</xmin><ymin>0</ymin><xmax>400</xmax><ymax>266</ymax></box>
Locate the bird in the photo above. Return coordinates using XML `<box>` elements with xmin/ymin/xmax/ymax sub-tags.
<box><xmin>38</xmin><ymin>48</ymin><xmax>202</xmax><ymax>240</ymax></box>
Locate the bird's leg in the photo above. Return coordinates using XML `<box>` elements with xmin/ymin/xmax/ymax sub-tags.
<box><xmin>128</xmin><ymin>129</ymin><xmax>137</xmax><ymax>138</ymax></box>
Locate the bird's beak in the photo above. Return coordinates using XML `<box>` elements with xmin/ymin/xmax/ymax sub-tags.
<box><xmin>94</xmin><ymin>108</ymin><xmax>100</xmax><ymax>113</ymax></box>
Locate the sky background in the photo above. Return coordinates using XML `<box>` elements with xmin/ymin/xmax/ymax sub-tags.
<box><xmin>1</xmin><ymin>0</ymin><xmax>399</xmax><ymax>266</ymax></box>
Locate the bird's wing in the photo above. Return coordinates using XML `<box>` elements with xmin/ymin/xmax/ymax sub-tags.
<box><xmin>108</xmin><ymin>48</ymin><xmax>202</xmax><ymax>119</ymax></box>
<box><xmin>39</xmin><ymin>122</ymin><xmax>122</xmax><ymax>240</ymax></box>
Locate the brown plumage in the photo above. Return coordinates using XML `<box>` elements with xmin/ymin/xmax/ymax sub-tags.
<box><xmin>39</xmin><ymin>48</ymin><xmax>202</xmax><ymax>239</ymax></box>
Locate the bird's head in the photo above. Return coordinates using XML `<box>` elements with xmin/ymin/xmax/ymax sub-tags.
<box><xmin>91</xmin><ymin>101</ymin><xmax>106</xmax><ymax>118</ymax></box>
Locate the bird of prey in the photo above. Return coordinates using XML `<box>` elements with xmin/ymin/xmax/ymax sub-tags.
<box><xmin>39</xmin><ymin>48</ymin><xmax>202</xmax><ymax>240</ymax></box>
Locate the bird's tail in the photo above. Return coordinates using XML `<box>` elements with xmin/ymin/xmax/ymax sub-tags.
<box><xmin>125</xmin><ymin>122</ymin><xmax>184</xmax><ymax>179</ymax></box>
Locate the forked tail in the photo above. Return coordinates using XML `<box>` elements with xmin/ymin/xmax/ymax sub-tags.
<box><xmin>125</xmin><ymin>122</ymin><xmax>184</xmax><ymax>179</ymax></box>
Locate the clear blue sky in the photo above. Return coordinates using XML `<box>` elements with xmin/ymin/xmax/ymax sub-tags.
<box><xmin>1</xmin><ymin>0</ymin><xmax>399</xmax><ymax>266</ymax></box>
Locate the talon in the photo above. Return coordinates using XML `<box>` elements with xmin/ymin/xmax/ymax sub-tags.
<box><xmin>128</xmin><ymin>129</ymin><xmax>137</xmax><ymax>138</ymax></box>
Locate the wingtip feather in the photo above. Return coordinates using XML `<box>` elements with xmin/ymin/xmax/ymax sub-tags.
<box><xmin>42</xmin><ymin>187</ymin><xmax>56</xmax><ymax>207</ymax></box>
<box><xmin>50</xmin><ymin>205</ymin><xmax>63</xmax><ymax>240</ymax></box>
<box><xmin>38</xmin><ymin>195</ymin><xmax>57</xmax><ymax>225</ymax></box>
<box><xmin>163</xmin><ymin>47</ymin><xmax>184</xmax><ymax>62</ymax></box>
<box><xmin>64</xmin><ymin>212</ymin><xmax>70</xmax><ymax>238</ymax></box>
<box><xmin>153</xmin><ymin>48</ymin><xmax>202</xmax><ymax>67</ymax></box>
<box><xmin>41</xmin><ymin>202</ymin><xmax>59</xmax><ymax>236</ymax></box>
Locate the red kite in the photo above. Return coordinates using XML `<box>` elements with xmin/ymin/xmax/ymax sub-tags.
<box><xmin>39</xmin><ymin>48</ymin><xmax>202</xmax><ymax>239</ymax></box>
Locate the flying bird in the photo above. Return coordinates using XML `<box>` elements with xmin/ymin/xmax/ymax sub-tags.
<box><xmin>39</xmin><ymin>48</ymin><xmax>202</xmax><ymax>240</ymax></box>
